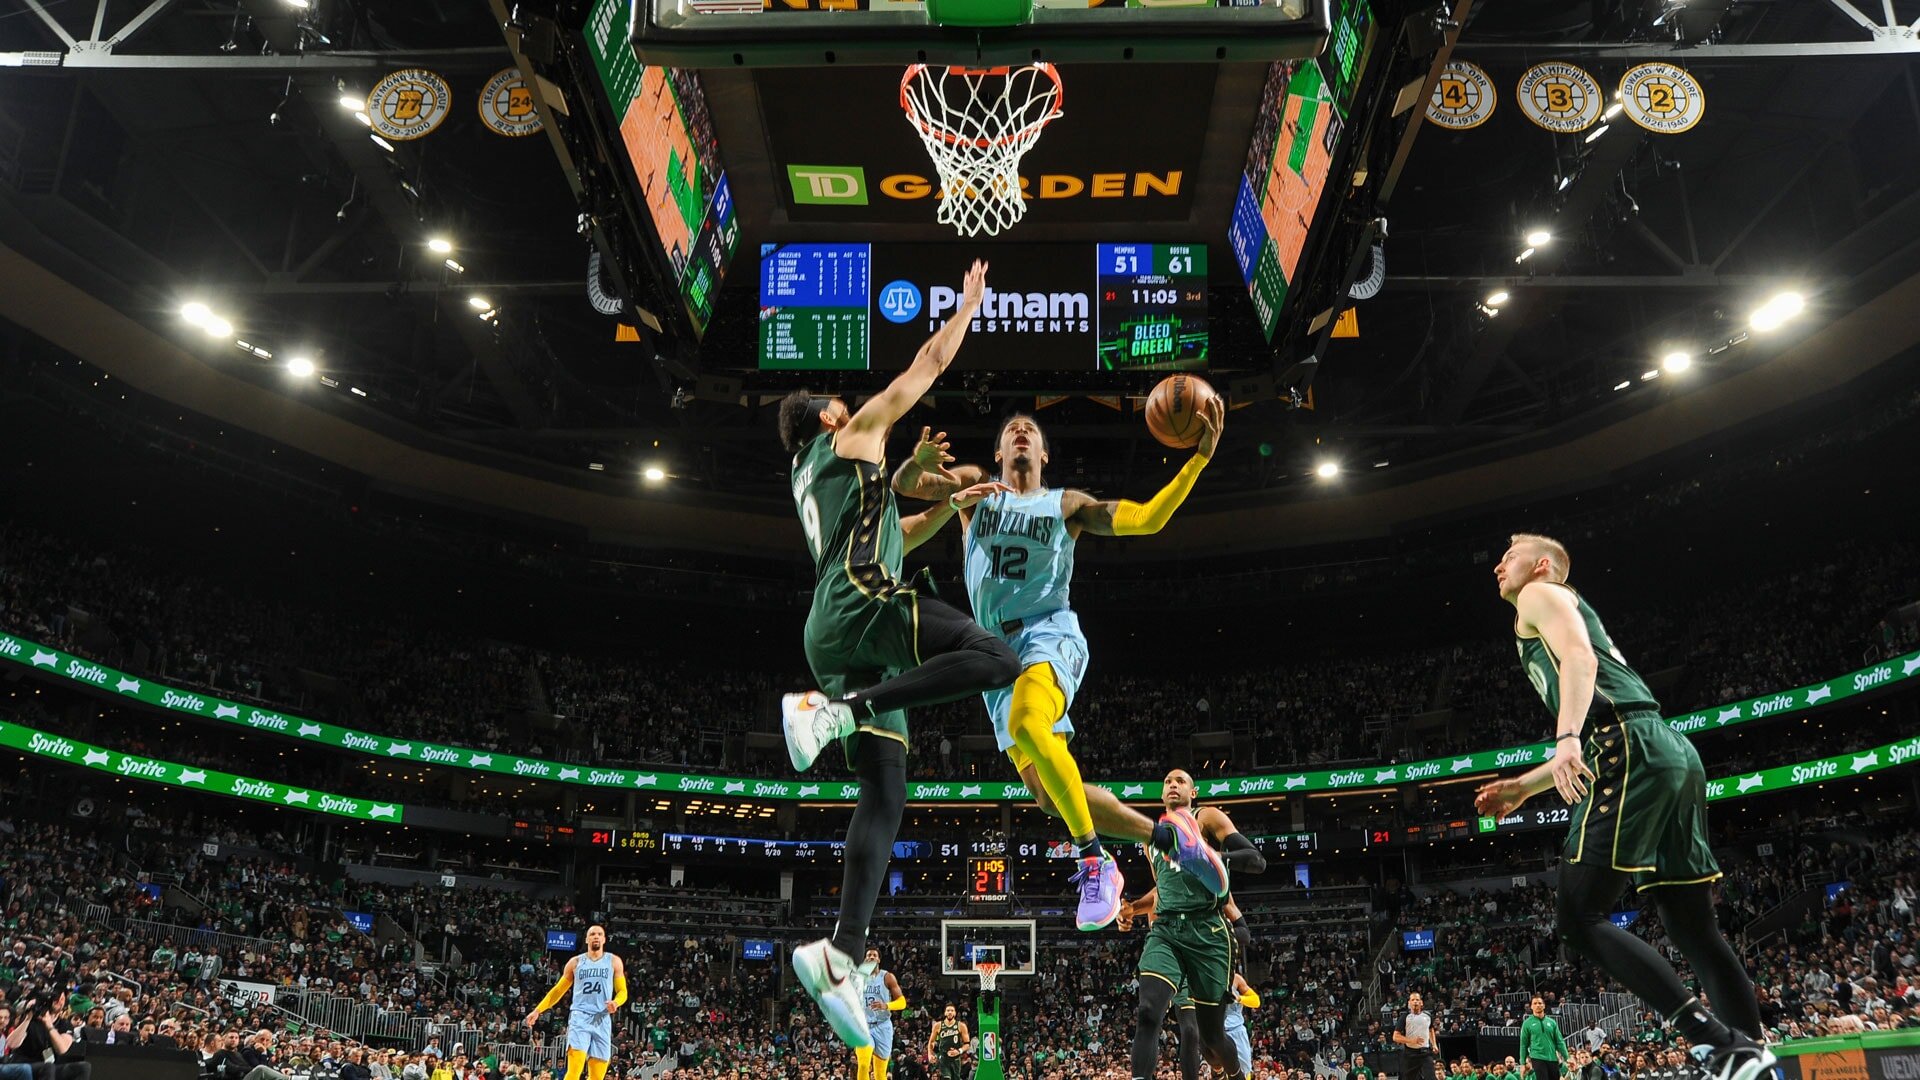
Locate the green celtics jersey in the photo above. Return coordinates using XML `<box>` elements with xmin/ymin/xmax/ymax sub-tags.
<box><xmin>1148</xmin><ymin>831</ymin><xmax>1225</xmax><ymax>915</ymax></box>
<box><xmin>790</xmin><ymin>432</ymin><xmax>906</xmax><ymax>602</ymax></box>
<box><xmin>1516</xmin><ymin>584</ymin><xmax>1659</xmax><ymax>720</ymax></box>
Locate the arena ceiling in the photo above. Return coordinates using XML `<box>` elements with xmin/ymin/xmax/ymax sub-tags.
<box><xmin>1</xmin><ymin>0</ymin><xmax>1918</xmax><ymax>555</ymax></box>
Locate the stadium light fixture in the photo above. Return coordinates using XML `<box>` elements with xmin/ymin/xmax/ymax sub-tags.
<box><xmin>1661</xmin><ymin>351</ymin><xmax>1692</xmax><ymax>373</ymax></box>
<box><xmin>468</xmin><ymin>296</ymin><xmax>492</xmax><ymax>310</ymax></box>
<box><xmin>287</xmin><ymin>357</ymin><xmax>316</xmax><ymax>377</ymax></box>
<box><xmin>443</xmin><ymin>258</ymin><xmax>466</xmax><ymax>273</ymax></box>
<box><xmin>204</xmin><ymin>317</ymin><xmax>233</xmax><ymax>337</ymax></box>
<box><xmin>1514</xmin><ymin>247</ymin><xmax>1535</xmax><ymax>264</ymax></box>
<box><xmin>1314</xmin><ymin>461</ymin><xmax>1340</xmax><ymax>479</ymax></box>
<box><xmin>1603</xmin><ymin>102</ymin><xmax>1624</xmax><ymax>121</ymax></box>
<box><xmin>1612</xmin><ymin>380</ymin><xmax>1631</xmax><ymax>391</ymax></box>
<box><xmin>1485</xmin><ymin>290</ymin><xmax>1510</xmax><ymax>307</ymax></box>
<box><xmin>427</xmin><ymin>237</ymin><xmax>453</xmax><ymax>255</ymax></box>
<box><xmin>1524</xmin><ymin>229</ymin><xmax>1552</xmax><ymax>247</ymax></box>
<box><xmin>285</xmin><ymin>0</ymin><xmax>310</xmax><ymax>8</ymax></box>
<box><xmin>1641</xmin><ymin>369</ymin><xmax>1660</xmax><ymax>382</ymax></box>
<box><xmin>1584</xmin><ymin>124</ymin><xmax>1610</xmax><ymax>144</ymax></box>
<box><xmin>180</xmin><ymin>301</ymin><xmax>212</xmax><ymax>326</ymax></box>
<box><xmin>1556</xmin><ymin>175</ymin><xmax>1574</xmax><ymax>192</ymax></box>
<box><xmin>642</xmin><ymin>466</ymin><xmax>667</xmax><ymax>483</ymax></box>
<box><xmin>337</xmin><ymin>94</ymin><xmax>360</xmax><ymax>110</ymax></box>
<box><xmin>353</xmin><ymin>111</ymin><xmax>372</xmax><ymax>127</ymax></box>
<box><xmin>370</xmin><ymin>134</ymin><xmax>396</xmax><ymax>153</ymax></box>
<box><xmin>1750</xmin><ymin>290</ymin><xmax>1805</xmax><ymax>332</ymax></box>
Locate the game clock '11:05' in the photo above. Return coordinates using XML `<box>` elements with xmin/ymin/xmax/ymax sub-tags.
<box><xmin>1096</xmin><ymin>243</ymin><xmax>1209</xmax><ymax>372</ymax></box>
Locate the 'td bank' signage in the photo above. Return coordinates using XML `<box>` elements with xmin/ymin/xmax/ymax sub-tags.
<box><xmin>758</xmin><ymin>64</ymin><xmax>1215</xmax><ymax>224</ymax></box>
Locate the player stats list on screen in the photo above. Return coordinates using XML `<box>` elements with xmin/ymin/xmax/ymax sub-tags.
<box><xmin>757</xmin><ymin>242</ymin><xmax>1208</xmax><ymax>372</ymax></box>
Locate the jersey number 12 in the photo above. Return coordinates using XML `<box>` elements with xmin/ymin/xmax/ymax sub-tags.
<box><xmin>988</xmin><ymin>545</ymin><xmax>1028</xmax><ymax>580</ymax></box>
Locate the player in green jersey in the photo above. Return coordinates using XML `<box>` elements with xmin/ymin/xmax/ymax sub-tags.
<box><xmin>777</xmin><ymin>259</ymin><xmax>1022</xmax><ymax>1054</ymax></box>
<box><xmin>1115</xmin><ymin>769</ymin><xmax>1267</xmax><ymax>1080</ymax></box>
<box><xmin>1474</xmin><ymin>534</ymin><xmax>1775</xmax><ymax>1080</ymax></box>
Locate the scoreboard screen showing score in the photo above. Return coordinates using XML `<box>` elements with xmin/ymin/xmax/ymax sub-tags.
<box><xmin>757</xmin><ymin>242</ymin><xmax>1209</xmax><ymax>371</ymax></box>
<box><xmin>968</xmin><ymin>856</ymin><xmax>1012</xmax><ymax>902</ymax></box>
<box><xmin>1096</xmin><ymin>244</ymin><xmax>1208</xmax><ymax>371</ymax></box>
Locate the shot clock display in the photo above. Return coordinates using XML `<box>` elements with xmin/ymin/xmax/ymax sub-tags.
<box><xmin>969</xmin><ymin>856</ymin><xmax>1012</xmax><ymax>902</ymax></box>
<box><xmin>758</xmin><ymin>242</ymin><xmax>1209</xmax><ymax>371</ymax></box>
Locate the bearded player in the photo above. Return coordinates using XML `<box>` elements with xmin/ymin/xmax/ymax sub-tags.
<box><xmin>778</xmin><ymin>259</ymin><xmax>1021</xmax><ymax>1053</ymax></box>
<box><xmin>893</xmin><ymin>403</ymin><xmax>1228</xmax><ymax>930</ymax></box>
<box><xmin>1475</xmin><ymin>534</ymin><xmax>1774</xmax><ymax>1080</ymax></box>
<box><xmin>1111</xmin><ymin>769</ymin><xmax>1266</xmax><ymax>1080</ymax></box>
<box><xmin>524</xmin><ymin>925</ymin><xmax>625</xmax><ymax>1080</ymax></box>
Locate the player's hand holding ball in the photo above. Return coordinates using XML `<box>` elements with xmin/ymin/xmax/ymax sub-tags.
<box><xmin>1145</xmin><ymin>375</ymin><xmax>1221</xmax><ymax>450</ymax></box>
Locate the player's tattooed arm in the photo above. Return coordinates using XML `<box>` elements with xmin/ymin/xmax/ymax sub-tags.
<box><xmin>893</xmin><ymin>426</ymin><xmax>985</xmax><ymax>500</ymax></box>
<box><xmin>1065</xmin><ymin>399</ymin><xmax>1223</xmax><ymax>538</ymax></box>
<box><xmin>1197</xmin><ymin>806</ymin><xmax>1266</xmax><ymax>873</ymax></box>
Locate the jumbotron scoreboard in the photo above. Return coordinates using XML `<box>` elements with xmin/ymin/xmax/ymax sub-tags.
<box><xmin>758</xmin><ymin>241</ymin><xmax>1208</xmax><ymax>372</ymax></box>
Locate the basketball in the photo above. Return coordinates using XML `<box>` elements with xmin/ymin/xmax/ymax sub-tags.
<box><xmin>1144</xmin><ymin>375</ymin><xmax>1218</xmax><ymax>448</ymax></box>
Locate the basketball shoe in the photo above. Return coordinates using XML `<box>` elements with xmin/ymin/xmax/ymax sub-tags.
<box><xmin>1071</xmin><ymin>851</ymin><xmax>1125</xmax><ymax>931</ymax></box>
<box><xmin>792</xmin><ymin>938</ymin><xmax>873</xmax><ymax>1051</ymax></box>
<box><xmin>1151</xmin><ymin>807</ymin><xmax>1230</xmax><ymax>897</ymax></box>
<box><xmin>782</xmin><ymin>691</ymin><xmax>856</xmax><ymax>771</ymax></box>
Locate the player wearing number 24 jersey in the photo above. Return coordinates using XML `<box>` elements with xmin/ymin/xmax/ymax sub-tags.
<box><xmin>524</xmin><ymin>924</ymin><xmax>626</xmax><ymax>1080</ymax></box>
<box><xmin>893</xmin><ymin>398</ymin><xmax>1229</xmax><ymax>933</ymax></box>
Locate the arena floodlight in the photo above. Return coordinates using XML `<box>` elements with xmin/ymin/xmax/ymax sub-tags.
<box><xmin>370</xmin><ymin>134</ymin><xmax>396</xmax><ymax>152</ymax></box>
<box><xmin>643</xmin><ymin>466</ymin><xmax>667</xmax><ymax>483</ymax></box>
<box><xmin>204</xmin><ymin>317</ymin><xmax>233</xmax><ymax>337</ymax></box>
<box><xmin>1612</xmin><ymin>380</ymin><xmax>1631</xmax><ymax>391</ymax></box>
<box><xmin>1524</xmin><ymin>229</ymin><xmax>1552</xmax><ymax>247</ymax></box>
<box><xmin>1641</xmin><ymin>369</ymin><xmax>1660</xmax><ymax>382</ymax></box>
<box><xmin>1603</xmin><ymin>102</ymin><xmax>1624</xmax><ymax>120</ymax></box>
<box><xmin>353</xmin><ymin>111</ymin><xmax>372</xmax><ymax>127</ymax></box>
<box><xmin>1661</xmin><ymin>351</ymin><xmax>1692</xmax><ymax>373</ymax></box>
<box><xmin>443</xmin><ymin>258</ymin><xmax>466</xmax><ymax>273</ymax></box>
<box><xmin>1485</xmin><ymin>291</ymin><xmax>1510</xmax><ymax>307</ymax></box>
<box><xmin>1514</xmin><ymin>247</ymin><xmax>1535</xmax><ymax>264</ymax></box>
<box><xmin>180</xmin><ymin>301</ymin><xmax>212</xmax><ymax>326</ymax></box>
<box><xmin>468</xmin><ymin>296</ymin><xmax>492</xmax><ymax>310</ymax></box>
<box><xmin>337</xmin><ymin>94</ymin><xmax>360</xmax><ymax>110</ymax></box>
<box><xmin>1750</xmin><ymin>290</ymin><xmax>1805</xmax><ymax>332</ymax></box>
<box><xmin>1314</xmin><ymin>461</ymin><xmax>1340</xmax><ymax>479</ymax></box>
<box><xmin>1584</xmin><ymin>124</ymin><xmax>1610</xmax><ymax>144</ymax></box>
<box><xmin>287</xmin><ymin>357</ymin><xmax>316</xmax><ymax>377</ymax></box>
<box><xmin>427</xmin><ymin>237</ymin><xmax>454</xmax><ymax>255</ymax></box>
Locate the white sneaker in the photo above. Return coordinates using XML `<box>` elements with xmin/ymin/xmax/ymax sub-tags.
<box><xmin>782</xmin><ymin>691</ymin><xmax>854</xmax><ymax>771</ymax></box>
<box><xmin>791</xmin><ymin>938</ymin><xmax>872</xmax><ymax>1050</ymax></box>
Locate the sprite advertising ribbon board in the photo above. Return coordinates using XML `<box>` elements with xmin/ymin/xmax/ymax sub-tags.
<box><xmin>0</xmin><ymin>717</ymin><xmax>402</xmax><ymax>823</ymax></box>
<box><xmin>2</xmin><ymin>628</ymin><xmax>1915</xmax><ymax>803</ymax></box>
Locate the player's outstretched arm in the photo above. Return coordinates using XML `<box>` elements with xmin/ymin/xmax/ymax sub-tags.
<box><xmin>885</xmin><ymin>972</ymin><xmax>907</xmax><ymax>1012</ymax></box>
<box><xmin>1196</xmin><ymin>806</ymin><xmax>1266</xmax><ymax>873</ymax></box>
<box><xmin>893</xmin><ymin>426</ymin><xmax>987</xmax><ymax>501</ymax></box>
<box><xmin>1064</xmin><ymin>398</ymin><xmax>1223</xmax><ymax>537</ymax></box>
<box><xmin>843</xmin><ymin>260</ymin><xmax>988</xmax><ymax>459</ymax></box>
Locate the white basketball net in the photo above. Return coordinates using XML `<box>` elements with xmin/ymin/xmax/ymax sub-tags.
<box><xmin>975</xmin><ymin>961</ymin><xmax>1002</xmax><ymax>992</ymax></box>
<box><xmin>900</xmin><ymin>64</ymin><xmax>1063</xmax><ymax>237</ymax></box>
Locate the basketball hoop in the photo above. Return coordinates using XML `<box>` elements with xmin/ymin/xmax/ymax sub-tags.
<box><xmin>900</xmin><ymin>63</ymin><xmax>1064</xmax><ymax>237</ymax></box>
<box><xmin>975</xmin><ymin>961</ymin><xmax>1003</xmax><ymax>992</ymax></box>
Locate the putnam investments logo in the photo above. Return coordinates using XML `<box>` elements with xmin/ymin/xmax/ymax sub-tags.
<box><xmin>787</xmin><ymin>165</ymin><xmax>868</xmax><ymax>205</ymax></box>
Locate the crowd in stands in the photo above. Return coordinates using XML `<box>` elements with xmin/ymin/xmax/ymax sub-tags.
<box><xmin>4</xmin><ymin>516</ymin><xmax>1915</xmax><ymax>788</ymax></box>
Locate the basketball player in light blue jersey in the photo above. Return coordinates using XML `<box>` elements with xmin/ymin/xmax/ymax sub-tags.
<box><xmin>1223</xmin><ymin>971</ymin><xmax>1258</xmax><ymax>1080</ymax></box>
<box><xmin>894</xmin><ymin>402</ymin><xmax>1228</xmax><ymax>931</ymax></box>
<box><xmin>856</xmin><ymin>946</ymin><xmax>908</xmax><ymax>1080</ymax></box>
<box><xmin>525</xmin><ymin>925</ymin><xmax>626</xmax><ymax>1080</ymax></box>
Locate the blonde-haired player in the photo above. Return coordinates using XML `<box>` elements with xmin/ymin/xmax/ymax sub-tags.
<box><xmin>1476</xmin><ymin>533</ymin><xmax>1773</xmax><ymax>1080</ymax></box>
<box><xmin>524</xmin><ymin>925</ymin><xmax>626</xmax><ymax>1080</ymax></box>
